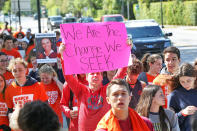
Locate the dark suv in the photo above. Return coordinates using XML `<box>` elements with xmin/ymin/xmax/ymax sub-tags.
<box><xmin>125</xmin><ymin>20</ymin><xmax>172</xmax><ymax>58</ymax></box>
<box><xmin>47</xmin><ymin>16</ymin><xmax>63</xmax><ymax>30</ymax></box>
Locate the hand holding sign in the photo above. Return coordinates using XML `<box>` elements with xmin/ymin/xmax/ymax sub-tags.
<box><xmin>60</xmin><ymin>22</ymin><xmax>130</xmax><ymax>75</ymax></box>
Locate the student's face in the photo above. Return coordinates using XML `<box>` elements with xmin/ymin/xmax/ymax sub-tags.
<box><xmin>41</xmin><ymin>38</ymin><xmax>52</xmax><ymax>52</ymax></box>
<box><xmin>11</xmin><ymin>63</ymin><xmax>27</xmax><ymax>81</ymax></box>
<box><xmin>152</xmin><ymin>89</ymin><xmax>165</xmax><ymax>106</ymax></box>
<box><xmin>179</xmin><ymin>76</ymin><xmax>196</xmax><ymax>90</ymax></box>
<box><xmin>107</xmin><ymin>85</ymin><xmax>131</xmax><ymax>111</ymax></box>
<box><xmin>164</xmin><ymin>53</ymin><xmax>180</xmax><ymax>74</ymax></box>
<box><xmin>21</xmin><ymin>42</ymin><xmax>27</xmax><ymax>49</ymax></box>
<box><xmin>0</xmin><ymin>76</ymin><xmax>5</xmax><ymax>93</ymax></box>
<box><xmin>0</xmin><ymin>55</ymin><xmax>8</xmax><ymax>71</ymax></box>
<box><xmin>4</xmin><ymin>40</ymin><xmax>13</xmax><ymax>50</ymax></box>
<box><xmin>87</xmin><ymin>72</ymin><xmax>103</xmax><ymax>88</ymax></box>
<box><xmin>150</xmin><ymin>58</ymin><xmax>163</xmax><ymax>74</ymax></box>
<box><xmin>128</xmin><ymin>73</ymin><xmax>139</xmax><ymax>82</ymax></box>
<box><xmin>40</xmin><ymin>73</ymin><xmax>53</xmax><ymax>85</ymax></box>
<box><xmin>13</xmin><ymin>41</ymin><xmax>19</xmax><ymax>48</ymax></box>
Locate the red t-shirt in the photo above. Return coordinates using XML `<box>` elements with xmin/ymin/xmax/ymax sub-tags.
<box><xmin>64</xmin><ymin>67</ymin><xmax>127</xmax><ymax>131</ymax></box>
<box><xmin>1</xmin><ymin>48</ymin><xmax>22</xmax><ymax>59</ymax></box>
<box><xmin>3</xmin><ymin>70</ymin><xmax>14</xmax><ymax>85</ymax></box>
<box><xmin>146</xmin><ymin>73</ymin><xmax>158</xmax><ymax>85</ymax></box>
<box><xmin>0</xmin><ymin>94</ymin><xmax>9</xmax><ymax>127</ymax></box>
<box><xmin>40</xmin><ymin>81</ymin><xmax>63</xmax><ymax>124</ymax></box>
<box><xmin>5</xmin><ymin>80</ymin><xmax>48</xmax><ymax>109</ymax></box>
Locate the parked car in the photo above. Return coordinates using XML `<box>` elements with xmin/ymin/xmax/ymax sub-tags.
<box><xmin>101</xmin><ymin>14</ymin><xmax>124</xmax><ymax>22</ymax></box>
<box><xmin>63</xmin><ymin>17</ymin><xmax>77</xmax><ymax>23</ymax></box>
<box><xmin>78</xmin><ymin>17</ymin><xmax>94</xmax><ymax>23</ymax></box>
<box><xmin>125</xmin><ymin>20</ymin><xmax>173</xmax><ymax>58</ymax></box>
<box><xmin>47</xmin><ymin>16</ymin><xmax>63</xmax><ymax>30</ymax></box>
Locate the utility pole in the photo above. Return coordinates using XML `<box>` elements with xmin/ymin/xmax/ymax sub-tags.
<box><xmin>121</xmin><ymin>0</ymin><xmax>124</xmax><ymax>16</ymax></box>
<box><xmin>37</xmin><ymin>0</ymin><xmax>41</xmax><ymax>33</ymax></box>
<box><xmin>160</xmin><ymin>0</ymin><xmax>164</xmax><ymax>28</ymax></box>
<box><xmin>18</xmin><ymin>0</ymin><xmax>21</xmax><ymax>26</ymax></box>
<box><xmin>127</xmin><ymin>0</ymin><xmax>130</xmax><ymax>20</ymax></box>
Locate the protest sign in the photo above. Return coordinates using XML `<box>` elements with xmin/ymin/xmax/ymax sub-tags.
<box><xmin>35</xmin><ymin>33</ymin><xmax>57</xmax><ymax>63</ymax></box>
<box><xmin>60</xmin><ymin>22</ymin><xmax>130</xmax><ymax>75</ymax></box>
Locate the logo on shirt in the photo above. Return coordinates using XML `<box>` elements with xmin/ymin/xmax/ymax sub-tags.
<box><xmin>87</xmin><ymin>95</ymin><xmax>104</xmax><ymax>110</ymax></box>
<box><xmin>13</xmin><ymin>94</ymin><xmax>34</xmax><ymax>108</ymax></box>
<box><xmin>47</xmin><ymin>91</ymin><xmax>58</xmax><ymax>104</ymax></box>
<box><xmin>0</xmin><ymin>102</ymin><xmax>8</xmax><ymax>116</ymax></box>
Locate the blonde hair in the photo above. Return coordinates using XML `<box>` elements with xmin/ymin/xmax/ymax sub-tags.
<box><xmin>7</xmin><ymin>58</ymin><xmax>28</xmax><ymax>71</ymax></box>
<box><xmin>39</xmin><ymin>64</ymin><xmax>57</xmax><ymax>77</ymax></box>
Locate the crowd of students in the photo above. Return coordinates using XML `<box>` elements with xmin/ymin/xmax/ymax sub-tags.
<box><xmin>0</xmin><ymin>22</ymin><xmax>197</xmax><ymax>131</ymax></box>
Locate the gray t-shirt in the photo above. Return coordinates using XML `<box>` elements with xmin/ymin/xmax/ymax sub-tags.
<box><xmin>149</xmin><ymin>109</ymin><xmax>180</xmax><ymax>131</ymax></box>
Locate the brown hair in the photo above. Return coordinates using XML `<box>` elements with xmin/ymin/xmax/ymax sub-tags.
<box><xmin>141</xmin><ymin>53</ymin><xmax>162</xmax><ymax>72</ymax></box>
<box><xmin>39</xmin><ymin>64</ymin><xmax>57</xmax><ymax>77</ymax></box>
<box><xmin>163</xmin><ymin>46</ymin><xmax>180</xmax><ymax>59</ymax></box>
<box><xmin>106</xmin><ymin>79</ymin><xmax>130</xmax><ymax>97</ymax></box>
<box><xmin>136</xmin><ymin>85</ymin><xmax>172</xmax><ymax>131</ymax></box>
<box><xmin>169</xmin><ymin>63</ymin><xmax>197</xmax><ymax>92</ymax></box>
<box><xmin>127</xmin><ymin>59</ymin><xmax>143</xmax><ymax>75</ymax></box>
<box><xmin>0</xmin><ymin>74</ymin><xmax>7</xmax><ymax>99</ymax></box>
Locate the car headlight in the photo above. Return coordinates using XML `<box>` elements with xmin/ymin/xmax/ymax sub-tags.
<box><xmin>132</xmin><ymin>43</ymin><xmax>137</xmax><ymax>50</ymax></box>
<box><xmin>164</xmin><ymin>41</ymin><xmax>171</xmax><ymax>48</ymax></box>
<box><xmin>51</xmin><ymin>22</ymin><xmax>55</xmax><ymax>25</ymax></box>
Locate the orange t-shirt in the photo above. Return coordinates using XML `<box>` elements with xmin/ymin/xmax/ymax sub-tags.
<box><xmin>1</xmin><ymin>48</ymin><xmax>22</xmax><ymax>59</ymax></box>
<box><xmin>0</xmin><ymin>94</ymin><xmax>9</xmax><ymax>127</ymax></box>
<box><xmin>3</xmin><ymin>70</ymin><xmax>14</xmax><ymax>85</ymax></box>
<box><xmin>5</xmin><ymin>81</ymin><xmax>48</xmax><ymax>109</ymax></box>
<box><xmin>146</xmin><ymin>73</ymin><xmax>158</xmax><ymax>85</ymax></box>
<box><xmin>40</xmin><ymin>81</ymin><xmax>63</xmax><ymax>124</ymax></box>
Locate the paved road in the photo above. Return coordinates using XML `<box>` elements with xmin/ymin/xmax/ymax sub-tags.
<box><xmin>163</xmin><ymin>26</ymin><xmax>197</xmax><ymax>64</ymax></box>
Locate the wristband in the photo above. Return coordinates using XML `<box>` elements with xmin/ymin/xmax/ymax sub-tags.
<box><xmin>181</xmin><ymin>112</ymin><xmax>188</xmax><ymax>117</ymax></box>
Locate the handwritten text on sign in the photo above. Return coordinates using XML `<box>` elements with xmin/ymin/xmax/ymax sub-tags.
<box><xmin>60</xmin><ymin>22</ymin><xmax>130</xmax><ymax>74</ymax></box>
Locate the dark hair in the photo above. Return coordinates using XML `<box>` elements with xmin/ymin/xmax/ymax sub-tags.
<box><xmin>136</xmin><ymin>85</ymin><xmax>172</xmax><ymax>131</ymax></box>
<box><xmin>106</xmin><ymin>79</ymin><xmax>130</xmax><ymax>97</ymax></box>
<box><xmin>127</xmin><ymin>59</ymin><xmax>143</xmax><ymax>75</ymax></box>
<box><xmin>163</xmin><ymin>46</ymin><xmax>180</xmax><ymax>59</ymax></box>
<box><xmin>141</xmin><ymin>53</ymin><xmax>162</xmax><ymax>72</ymax></box>
<box><xmin>0</xmin><ymin>52</ymin><xmax>7</xmax><ymax>56</ymax></box>
<box><xmin>55</xmin><ymin>31</ymin><xmax>60</xmax><ymax>36</ymax></box>
<box><xmin>0</xmin><ymin>74</ymin><xmax>7</xmax><ymax>99</ymax></box>
<box><xmin>194</xmin><ymin>59</ymin><xmax>197</xmax><ymax>66</ymax></box>
<box><xmin>13</xmin><ymin>38</ymin><xmax>18</xmax><ymax>43</ymax></box>
<box><xmin>3</xmin><ymin>35</ymin><xmax>13</xmax><ymax>43</ymax></box>
<box><xmin>18</xmin><ymin>101</ymin><xmax>60</xmax><ymax>131</ymax></box>
<box><xmin>169</xmin><ymin>63</ymin><xmax>197</xmax><ymax>92</ymax></box>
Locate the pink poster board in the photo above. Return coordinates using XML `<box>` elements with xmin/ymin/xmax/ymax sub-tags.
<box><xmin>60</xmin><ymin>22</ymin><xmax>130</xmax><ymax>75</ymax></box>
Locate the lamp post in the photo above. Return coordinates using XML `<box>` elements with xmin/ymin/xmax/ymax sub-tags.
<box><xmin>160</xmin><ymin>0</ymin><xmax>164</xmax><ymax>28</ymax></box>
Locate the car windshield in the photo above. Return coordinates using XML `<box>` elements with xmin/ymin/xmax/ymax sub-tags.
<box><xmin>64</xmin><ymin>18</ymin><xmax>76</xmax><ymax>23</ymax></box>
<box><xmin>126</xmin><ymin>26</ymin><xmax>163</xmax><ymax>38</ymax></box>
<box><xmin>82</xmin><ymin>18</ymin><xmax>94</xmax><ymax>22</ymax></box>
<box><xmin>51</xmin><ymin>17</ymin><xmax>62</xmax><ymax>21</ymax></box>
<box><xmin>104</xmin><ymin>16</ymin><xmax>123</xmax><ymax>22</ymax></box>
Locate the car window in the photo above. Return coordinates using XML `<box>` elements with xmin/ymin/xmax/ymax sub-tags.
<box><xmin>104</xmin><ymin>16</ymin><xmax>123</xmax><ymax>22</ymax></box>
<box><xmin>126</xmin><ymin>26</ymin><xmax>164</xmax><ymax>38</ymax></box>
<box><xmin>64</xmin><ymin>18</ymin><xmax>76</xmax><ymax>23</ymax></box>
<box><xmin>51</xmin><ymin>17</ymin><xmax>62</xmax><ymax>21</ymax></box>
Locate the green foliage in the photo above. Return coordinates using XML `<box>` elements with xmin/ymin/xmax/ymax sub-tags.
<box><xmin>2</xmin><ymin>0</ymin><xmax>10</xmax><ymax>15</ymax></box>
<box><xmin>134</xmin><ymin>1</ymin><xmax>197</xmax><ymax>25</ymax></box>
